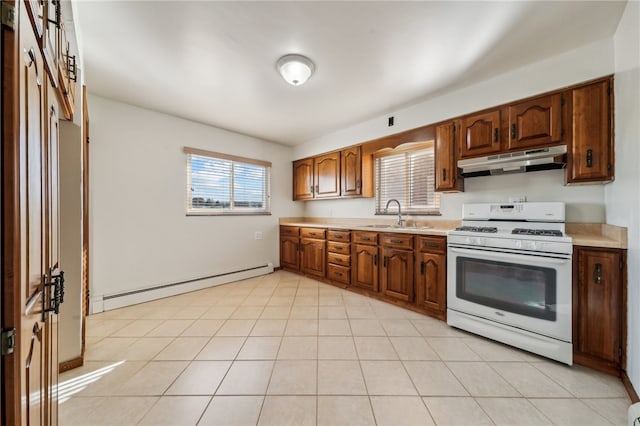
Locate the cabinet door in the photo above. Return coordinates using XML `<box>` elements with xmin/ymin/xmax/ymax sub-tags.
<box><xmin>460</xmin><ymin>110</ymin><xmax>502</xmax><ymax>158</ymax></box>
<box><xmin>435</xmin><ymin>121</ymin><xmax>463</xmax><ymax>192</ymax></box>
<box><xmin>341</xmin><ymin>146</ymin><xmax>362</xmax><ymax>196</ymax></box>
<box><xmin>508</xmin><ymin>94</ymin><xmax>563</xmax><ymax>151</ymax></box>
<box><xmin>314</xmin><ymin>152</ymin><xmax>340</xmax><ymax>198</ymax></box>
<box><xmin>280</xmin><ymin>236</ymin><xmax>300</xmax><ymax>271</ymax></box>
<box><xmin>300</xmin><ymin>238</ymin><xmax>326</xmax><ymax>278</ymax></box>
<box><xmin>567</xmin><ymin>79</ymin><xmax>613</xmax><ymax>183</ymax></box>
<box><xmin>352</xmin><ymin>244</ymin><xmax>379</xmax><ymax>292</ymax></box>
<box><xmin>293</xmin><ymin>158</ymin><xmax>314</xmax><ymax>200</ymax></box>
<box><xmin>380</xmin><ymin>248</ymin><xmax>414</xmax><ymax>302</ymax></box>
<box><xmin>416</xmin><ymin>252</ymin><xmax>446</xmax><ymax>319</ymax></box>
<box><xmin>575</xmin><ymin>248</ymin><xmax>622</xmax><ymax>366</ymax></box>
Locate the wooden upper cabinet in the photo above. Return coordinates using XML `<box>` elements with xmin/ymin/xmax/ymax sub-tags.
<box><xmin>314</xmin><ymin>152</ymin><xmax>341</xmax><ymax>198</ymax></box>
<box><xmin>341</xmin><ymin>146</ymin><xmax>362</xmax><ymax>196</ymax></box>
<box><xmin>567</xmin><ymin>78</ymin><xmax>613</xmax><ymax>184</ymax></box>
<box><xmin>508</xmin><ymin>93</ymin><xmax>563</xmax><ymax>151</ymax></box>
<box><xmin>435</xmin><ymin>120</ymin><xmax>463</xmax><ymax>192</ymax></box>
<box><xmin>293</xmin><ymin>145</ymin><xmax>373</xmax><ymax>201</ymax></box>
<box><xmin>293</xmin><ymin>158</ymin><xmax>314</xmax><ymax>200</ymax></box>
<box><xmin>459</xmin><ymin>110</ymin><xmax>502</xmax><ymax>158</ymax></box>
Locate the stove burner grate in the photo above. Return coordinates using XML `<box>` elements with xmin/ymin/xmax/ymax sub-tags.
<box><xmin>512</xmin><ymin>228</ymin><xmax>564</xmax><ymax>237</ymax></box>
<box><xmin>455</xmin><ymin>226</ymin><xmax>498</xmax><ymax>233</ymax></box>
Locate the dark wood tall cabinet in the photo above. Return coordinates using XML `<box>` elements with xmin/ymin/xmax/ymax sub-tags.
<box><xmin>573</xmin><ymin>246</ymin><xmax>625</xmax><ymax>376</ymax></box>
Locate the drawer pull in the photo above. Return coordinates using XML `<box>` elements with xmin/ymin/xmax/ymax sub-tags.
<box><xmin>442</xmin><ymin>168</ymin><xmax>447</xmax><ymax>182</ymax></box>
<box><xmin>594</xmin><ymin>263</ymin><xmax>602</xmax><ymax>284</ymax></box>
<box><xmin>493</xmin><ymin>128</ymin><xmax>499</xmax><ymax>143</ymax></box>
<box><xmin>362</xmin><ymin>237</ymin><xmax>370</xmax><ymax>241</ymax></box>
<box><xmin>586</xmin><ymin>149</ymin><xmax>593</xmax><ymax>168</ymax></box>
<box><xmin>374</xmin><ymin>254</ymin><xmax>378</xmax><ymax>266</ymax></box>
<box><xmin>420</xmin><ymin>261</ymin><xmax>426</xmax><ymax>275</ymax></box>
<box><xmin>335</xmin><ymin>235</ymin><xmax>343</xmax><ymax>239</ymax></box>
<box><xmin>390</xmin><ymin>239</ymin><xmax>403</xmax><ymax>244</ymax></box>
<box><xmin>334</xmin><ymin>271</ymin><xmax>343</xmax><ymax>277</ymax></box>
<box><xmin>383</xmin><ymin>256</ymin><xmax>388</xmax><ymax>268</ymax></box>
<box><xmin>511</xmin><ymin>123</ymin><xmax>516</xmax><ymax>139</ymax></box>
<box><xmin>423</xmin><ymin>242</ymin><xmax>439</xmax><ymax>248</ymax></box>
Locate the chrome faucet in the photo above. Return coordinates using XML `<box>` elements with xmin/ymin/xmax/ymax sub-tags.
<box><xmin>385</xmin><ymin>199</ymin><xmax>405</xmax><ymax>227</ymax></box>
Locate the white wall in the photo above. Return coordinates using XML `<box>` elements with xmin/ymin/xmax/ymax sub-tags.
<box><xmin>89</xmin><ymin>95</ymin><xmax>302</xmax><ymax>305</ymax></box>
<box><xmin>608</xmin><ymin>0</ymin><xmax>640</xmax><ymax>394</ymax></box>
<box><xmin>295</xmin><ymin>39</ymin><xmax>613</xmax><ymax>223</ymax></box>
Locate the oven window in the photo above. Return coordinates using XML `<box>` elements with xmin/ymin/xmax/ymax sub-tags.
<box><xmin>456</xmin><ymin>257</ymin><xmax>557</xmax><ymax>321</ymax></box>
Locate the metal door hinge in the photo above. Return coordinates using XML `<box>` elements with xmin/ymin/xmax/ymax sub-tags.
<box><xmin>1</xmin><ymin>328</ymin><xmax>16</xmax><ymax>355</ymax></box>
<box><xmin>607</xmin><ymin>85</ymin><xmax>611</xmax><ymax>96</ymax></box>
<box><xmin>561</xmin><ymin>96</ymin><xmax>565</xmax><ymax>106</ymax></box>
<box><xmin>620</xmin><ymin>259</ymin><xmax>623</xmax><ymax>270</ymax></box>
<box><xmin>1</xmin><ymin>3</ymin><xmax>16</xmax><ymax>29</ymax></box>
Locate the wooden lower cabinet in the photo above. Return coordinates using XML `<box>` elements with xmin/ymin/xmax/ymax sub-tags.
<box><xmin>280</xmin><ymin>236</ymin><xmax>300</xmax><ymax>271</ymax></box>
<box><xmin>327</xmin><ymin>230</ymin><xmax>351</xmax><ymax>286</ymax></box>
<box><xmin>300</xmin><ymin>237</ymin><xmax>326</xmax><ymax>278</ymax></box>
<box><xmin>380</xmin><ymin>247</ymin><xmax>414</xmax><ymax>302</ymax></box>
<box><xmin>352</xmin><ymin>244</ymin><xmax>379</xmax><ymax>292</ymax></box>
<box><xmin>573</xmin><ymin>246</ymin><xmax>625</xmax><ymax>376</ymax></box>
<box><xmin>415</xmin><ymin>236</ymin><xmax>447</xmax><ymax>320</ymax></box>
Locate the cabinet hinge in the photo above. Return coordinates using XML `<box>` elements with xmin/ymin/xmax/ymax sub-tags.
<box><xmin>618</xmin><ymin>346</ymin><xmax>623</xmax><ymax>359</ymax></box>
<box><xmin>1</xmin><ymin>328</ymin><xmax>16</xmax><ymax>356</ymax></box>
<box><xmin>1</xmin><ymin>3</ymin><xmax>16</xmax><ymax>30</ymax></box>
<box><xmin>607</xmin><ymin>85</ymin><xmax>611</xmax><ymax>96</ymax></box>
<box><xmin>620</xmin><ymin>259</ymin><xmax>623</xmax><ymax>270</ymax></box>
<box><xmin>607</xmin><ymin>163</ymin><xmax>612</xmax><ymax>171</ymax></box>
<box><xmin>561</xmin><ymin>128</ymin><xmax>565</xmax><ymax>138</ymax></box>
<box><xmin>560</xmin><ymin>96</ymin><xmax>565</xmax><ymax>106</ymax></box>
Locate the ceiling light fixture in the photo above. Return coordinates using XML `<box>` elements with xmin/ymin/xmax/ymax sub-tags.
<box><xmin>276</xmin><ymin>54</ymin><xmax>315</xmax><ymax>86</ymax></box>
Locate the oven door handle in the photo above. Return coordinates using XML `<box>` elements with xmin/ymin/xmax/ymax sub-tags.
<box><xmin>448</xmin><ymin>247</ymin><xmax>570</xmax><ymax>265</ymax></box>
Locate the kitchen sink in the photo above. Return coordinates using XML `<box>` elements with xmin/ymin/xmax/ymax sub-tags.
<box><xmin>363</xmin><ymin>224</ymin><xmax>432</xmax><ymax>230</ymax></box>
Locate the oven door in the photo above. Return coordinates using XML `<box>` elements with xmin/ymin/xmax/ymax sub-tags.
<box><xmin>447</xmin><ymin>244</ymin><xmax>571</xmax><ymax>342</ymax></box>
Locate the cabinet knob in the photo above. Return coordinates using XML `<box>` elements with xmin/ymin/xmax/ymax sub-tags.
<box><xmin>594</xmin><ymin>263</ymin><xmax>602</xmax><ymax>284</ymax></box>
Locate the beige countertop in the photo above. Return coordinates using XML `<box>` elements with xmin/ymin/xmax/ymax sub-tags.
<box><xmin>280</xmin><ymin>218</ymin><xmax>628</xmax><ymax>249</ymax></box>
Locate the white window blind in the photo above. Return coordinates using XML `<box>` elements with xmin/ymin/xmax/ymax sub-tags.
<box><xmin>375</xmin><ymin>142</ymin><xmax>440</xmax><ymax>215</ymax></box>
<box><xmin>185</xmin><ymin>147</ymin><xmax>271</xmax><ymax>215</ymax></box>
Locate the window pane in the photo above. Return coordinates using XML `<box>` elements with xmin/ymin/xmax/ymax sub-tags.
<box><xmin>375</xmin><ymin>144</ymin><xmax>440</xmax><ymax>215</ymax></box>
<box><xmin>186</xmin><ymin>150</ymin><xmax>271</xmax><ymax>215</ymax></box>
<box><xmin>190</xmin><ymin>156</ymin><xmax>231</xmax><ymax>209</ymax></box>
<box><xmin>234</xmin><ymin>163</ymin><xmax>266</xmax><ymax>209</ymax></box>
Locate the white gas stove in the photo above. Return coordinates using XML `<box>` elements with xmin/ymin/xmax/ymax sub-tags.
<box><xmin>447</xmin><ymin>202</ymin><xmax>573</xmax><ymax>365</ymax></box>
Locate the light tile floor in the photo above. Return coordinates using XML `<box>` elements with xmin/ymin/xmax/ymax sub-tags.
<box><xmin>60</xmin><ymin>270</ymin><xmax>631</xmax><ymax>425</ymax></box>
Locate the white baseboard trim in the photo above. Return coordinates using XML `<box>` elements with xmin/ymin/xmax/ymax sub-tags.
<box><xmin>92</xmin><ymin>263</ymin><xmax>273</xmax><ymax>313</ymax></box>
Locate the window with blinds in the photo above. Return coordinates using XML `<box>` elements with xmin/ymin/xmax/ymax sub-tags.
<box><xmin>374</xmin><ymin>141</ymin><xmax>440</xmax><ymax>215</ymax></box>
<box><xmin>185</xmin><ymin>147</ymin><xmax>271</xmax><ymax>215</ymax></box>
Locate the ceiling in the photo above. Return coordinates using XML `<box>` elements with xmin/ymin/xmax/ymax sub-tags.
<box><xmin>74</xmin><ymin>1</ymin><xmax>627</xmax><ymax>146</ymax></box>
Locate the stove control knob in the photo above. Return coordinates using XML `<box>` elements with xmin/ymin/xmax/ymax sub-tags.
<box><xmin>523</xmin><ymin>241</ymin><xmax>535</xmax><ymax>250</ymax></box>
<box><xmin>478</xmin><ymin>238</ymin><xmax>486</xmax><ymax>246</ymax></box>
<box><xmin>514</xmin><ymin>240</ymin><xmax>523</xmax><ymax>249</ymax></box>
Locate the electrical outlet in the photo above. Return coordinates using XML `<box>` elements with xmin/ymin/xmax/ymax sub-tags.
<box><xmin>254</xmin><ymin>231</ymin><xmax>263</xmax><ymax>240</ymax></box>
<box><xmin>388</xmin><ymin>116</ymin><xmax>395</xmax><ymax>126</ymax></box>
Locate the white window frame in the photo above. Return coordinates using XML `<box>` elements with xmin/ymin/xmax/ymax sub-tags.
<box><xmin>185</xmin><ymin>147</ymin><xmax>271</xmax><ymax>216</ymax></box>
<box><xmin>374</xmin><ymin>141</ymin><xmax>441</xmax><ymax>216</ymax></box>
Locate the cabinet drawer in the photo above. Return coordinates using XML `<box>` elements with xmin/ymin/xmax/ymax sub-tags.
<box><xmin>328</xmin><ymin>253</ymin><xmax>350</xmax><ymax>267</ymax></box>
<box><xmin>300</xmin><ymin>228</ymin><xmax>326</xmax><ymax>239</ymax></box>
<box><xmin>353</xmin><ymin>231</ymin><xmax>378</xmax><ymax>245</ymax></box>
<box><xmin>327</xmin><ymin>230</ymin><xmax>351</xmax><ymax>242</ymax></box>
<box><xmin>327</xmin><ymin>264</ymin><xmax>350</xmax><ymax>285</ymax></box>
<box><xmin>417</xmin><ymin>236</ymin><xmax>446</xmax><ymax>254</ymax></box>
<box><xmin>381</xmin><ymin>233</ymin><xmax>413</xmax><ymax>250</ymax></box>
<box><xmin>280</xmin><ymin>226</ymin><xmax>299</xmax><ymax>237</ymax></box>
<box><xmin>327</xmin><ymin>241</ymin><xmax>350</xmax><ymax>254</ymax></box>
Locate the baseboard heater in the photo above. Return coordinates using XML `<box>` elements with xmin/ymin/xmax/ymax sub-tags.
<box><xmin>92</xmin><ymin>263</ymin><xmax>274</xmax><ymax>313</ymax></box>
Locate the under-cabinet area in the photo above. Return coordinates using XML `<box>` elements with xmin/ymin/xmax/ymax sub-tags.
<box><xmin>279</xmin><ymin>221</ymin><xmax>627</xmax><ymax>378</ymax></box>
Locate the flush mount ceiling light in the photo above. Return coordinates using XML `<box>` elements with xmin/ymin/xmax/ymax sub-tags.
<box><xmin>276</xmin><ymin>54</ymin><xmax>315</xmax><ymax>86</ymax></box>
